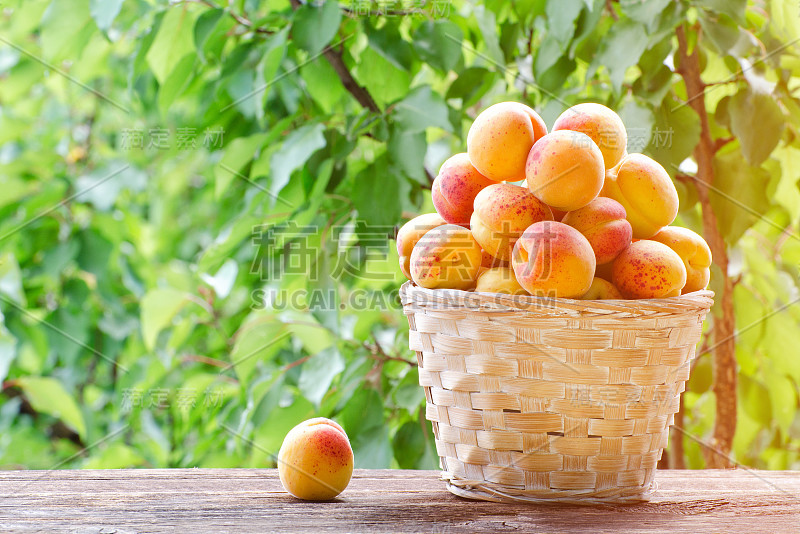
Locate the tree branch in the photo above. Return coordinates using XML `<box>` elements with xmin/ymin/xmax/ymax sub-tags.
<box><xmin>322</xmin><ymin>45</ymin><xmax>381</xmax><ymax>113</ymax></box>
<box><xmin>289</xmin><ymin>0</ymin><xmax>380</xmax><ymax>113</ymax></box>
<box><xmin>675</xmin><ymin>24</ymin><xmax>737</xmax><ymax>469</ymax></box>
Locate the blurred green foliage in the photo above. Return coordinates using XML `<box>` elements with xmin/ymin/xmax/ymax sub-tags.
<box><xmin>0</xmin><ymin>0</ymin><xmax>798</xmax><ymax>470</ymax></box>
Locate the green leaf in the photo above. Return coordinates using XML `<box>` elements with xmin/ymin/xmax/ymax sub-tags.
<box><xmin>647</xmin><ymin>96</ymin><xmax>701</xmax><ymax>174</ymax></box>
<box><xmin>694</xmin><ymin>0</ymin><xmax>747</xmax><ymax>25</ymax></box>
<box><xmin>770</xmin><ymin>0</ymin><xmax>800</xmax><ymax>43</ymax></box>
<box><xmin>353</xmin><ymin>156</ymin><xmax>403</xmax><ymax>227</ymax></box>
<box><xmin>0</xmin><ymin>323</ymin><xmax>17</xmax><ymax>384</ymax></box>
<box><xmin>393</xmin><ymin>421</ymin><xmax>428</xmax><ymax>469</ymax></box>
<box><xmin>446</xmin><ymin>67</ymin><xmax>497</xmax><ymax>108</ymax></box>
<box><xmin>536</xmin><ymin>55</ymin><xmax>577</xmax><ymax>93</ymax></box>
<box><xmin>269</xmin><ymin>124</ymin><xmax>327</xmax><ymax>203</ymax></box>
<box><xmin>194</xmin><ymin>8</ymin><xmax>225</xmax><ymax>53</ymax></box>
<box><xmin>699</xmin><ymin>13</ymin><xmax>746</xmax><ymax>55</ymax></box>
<box><xmin>391</xmin><ymin>368</ymin><xmax>424</xmax><ymax>414</ymax></box>
<box><xmin>711</xmin><ymin>148</ymin><xmax>772</xmax><ymax>244</ymax></box>
<box><xmin>339</xmin><ymin>387</ymin><xmax>391</xmax><ymax>468</ymax></box>
<box><xmin>619</xmin><ymin>0</ymin><xmax>673</xmax><ymax>31</ymax></box>
<box><xmin>764</xmin><ymin>311</ymin><xmax>800</xmax><ymax>383</ymax></box>
<box><xmin>200</xmin><ymin>259</ymin><xmax>238</xmax><ymax>299</ymax></box>
<box><xmin>17</xmin><ymin>377</ymin><xmax>86</xmax><ymax>440</ymax></box>
<box><xmin>352</xmin><ymin>424</ymin><xmax>392</xmax><ymax>468</ymax></box>
<box><xmin>534</xmin><ymin>35</ymin><xmax>564</xmax><ymax>78</ymax></box>
<box><xmin>230</xmin><ymin>321</ymin><xmax>287</xmax><ymax>385</ymax></box>
<box><xmin>353</xmin><ymin>47</ymin><xmax>410</xmax><ymax>106</ymax></box>
<box><xmin>40</xmin><ymin>0</ymin><xmax>95</xmax><ymax>61</ymax></box>
<box><xmin>285</xmin><ymin>314</ymin><xmax>334</xmax><ymax>354</ymax></box>
<box><xmin>0</xmin><ymin>252</ymin><xmax>26</xmax><ymax>307</ymax></box>
<box><xmin>367</xmin><ymin>21</ymin><xmax>414</xmax><ymax>71</ymax></box>
<box><xmin>300</xmin><ymin>57</ymin><xmax>349</xmax><ymax>113</ymax></box>
<box><xmin>214</xmin><ymin>133</ymin><xmax>269</xmax><ymax>199</ymax></box>
<box><xmin>766</xmin><ymin>371</ymin><xmax>796</xmax><ymax>435</ymax></box>
<box><xmin>618</xmin><ymin>98</ymin><xmax>655</xmax><ymax>153</ymax></box>
<box><xmin>253</xmin><ymin>396</ymin><xmax>315</xmax><ymax>460</ymax></box>
<box><xmin>545</xmin><ymin>0</ymin><xmax>583</xmax><ymax>46</ymax></box>
<box><xmin>146</xmin><ymin>7</ymin><xmax>199</xmax><ymax>84</ymax></box>
<box><xmin>739</xmin><ymin>375</ymin><xmax>772</xmax><ymax>427</ymax></box>
<box><xmin>770</xmin><ymin>146</ymin><xmax>800</xmax><ymax>222</ymax></box>
<box><xmin>339</xmin><ymin>387</ymin><xmax>383</xmax><ymax>436</ymax></box>
<box><xmin>140</xmin><ymin>288</ymin><xmax>190</xmax><ymax>351</ymax></box>
<box><xmin>157</xmin><ymin>53</ymin><xmax>196</xmax><ymax>114</ymax></box>
<box><xmin>473</xmin><ymin>4</ymin><xmax>504</xmax><ymax>64</ymax></box>
<box><xmin>387</xmin><ymin>127</ymin><xmax>427</xmax><ymax>184</ymax></box>
<box><xmin>195</xmin><ymin>8</ymin><xmax>235</xmax><ymax>63</ymax></box>
<box><xmin>591</xmin><ymin>19</ymin><xmax>649</xmax><ymax>92</ymax></box>
<box><xmin>412</xmin><ymin>20</ymin><xmax>463</xmax><ymax>72</ymax></box>
<box><xmin>291</xmin><ymin>0</ymin><xmax>342</xmax><ymax>56</ymax></box>
<box><xmin>260</xmin><ymin>28</ymin><xmax>290</xmax><ymax>95</ymax></box>
<box><xmin>75</xmin><ymin>163</ymin><xmax>147</xmax><ymax>212</ymax></box>
<box><xmin>391</xmin><ymin>86</ymin><xmax>452</xmax><ymax>133</ymax></box>
<box><xmin>728</xmin><ymin>90</ymin><xmax>784</xmax><ymax>167</ymax></box>
<box><xmin>298</xmin><ymin>347</ymin><xmax>345</xmax><ymax>406</ymax></box>
<box><xmin>83</xmin><ymin>443</ymin><xmax>146</xmax><ymax>469</ymax></box>
<box><xmin>90</xmin><ymin>0</ymin><xmax>124</xmax><ymax>31</ymax></box>
<box><xmin>226</xmin><ymin>69</ymin><xmax>263</xmax><ymax>121</ymax></box>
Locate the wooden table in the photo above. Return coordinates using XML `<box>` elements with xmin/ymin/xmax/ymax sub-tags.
<box><xmin>0</xmin><ymin>469</ymin><xmax>798</xmax><ymax>532</ymax></box>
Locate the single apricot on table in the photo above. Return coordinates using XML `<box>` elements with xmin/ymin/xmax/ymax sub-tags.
<box><xmin>278</xmin><ymin>418</ymin><xmax>354</xmax><ymax>501</ymax></box>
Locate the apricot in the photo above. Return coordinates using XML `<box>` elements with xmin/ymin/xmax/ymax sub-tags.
<box><xmin>594</xmin><ymin>261</ymin><xmax>614</xmax><ymax>282</ymax></box>
<box><xmin>410</xmin><ymin>224</ymin><xmax>483</xmax><ymax>290</ymax></box>
<box><xmin>520</xmin><ymin>179</ymin><xmax>567</xmax><ymax>219</ymax></box>
<box><xmin>601</xmin><ymin>153</ymin><xmax>679</xmax><ymax>239</ymax></box>
<box><xmin>471</xmin><ymin>183</ymin><xmax>553</xmax><ymax>261</ymax></box>
<box><xmin>579</xmin><ymin>277</ymin><xmax>624</xmax><ymax>300</ymax></box>
<box><xmin>480</xmin><ymin>249</ymin><xmax>509</xmax><ymax>272</ymax></box>
<box><xmin>467</xmin><ymin>102</ymin><xmax>548</xmax><ymax>182</ymax></box>
<box><xmin>431</xmin><ymin>153</ymin><xmax>495</xmax><ymax>226</ymax></box>
<box><xmin>396</xmin><ymin>213</ymin><xmax>446</xmax><ymax>280</ymax></box>
<box><xmin>525</xmin><ymin>130</ymin><xmax>605</xmax><ymax>211</ymax></box>
<box><xmin>612</xmin><ymin>240</ymin><xmax>687</xmax><ymax>299</ymax></box>
<box><xmin>511</xmin><ymin>221</ymin><xmax>596</xmax><ymax>298</ymax></box>
<box><xmin>277</xmin><ymin>418</ymin><xmax>354</xmax><ymax>501</ymax></box>
<box><xmin>651</xmin><ymin>226</ymin><xmax>712</xmax><ymax>294</ymax></box>
<box><xmin>552</xmin><ymin>103</ymin><xmax>627</xmax><ymax>170</ymax></box>
<box><xmin>475</xmin><ymin>266</ymin><xmax>528</xmax><ymax>295</ymax></box>
<box><xmin>561</xmin><ymin>197</ymin><xmax>633</xmax><ymax>265</ymax></box>
<box><xmin>550</xmin><ymin>207</ymin><xmax>568</xmax><ymax>221</ymax></box>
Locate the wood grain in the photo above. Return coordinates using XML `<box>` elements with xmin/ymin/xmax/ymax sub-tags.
<box><xmin>0</xmin><ymin>469</ymin><xmax>797</xmax><ymax>533</ymax></box>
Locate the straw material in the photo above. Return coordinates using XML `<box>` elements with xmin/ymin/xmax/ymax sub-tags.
<box><xmin>400</xmin><ymin>281</ymin><xmax>714</xmax><ymax>504</ymax></box>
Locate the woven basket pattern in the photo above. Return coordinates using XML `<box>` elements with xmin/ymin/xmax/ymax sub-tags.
<box><xmin>400</xmin><ymin>282</ymin><xmax>713</xmax><ymax>504</ymax></box>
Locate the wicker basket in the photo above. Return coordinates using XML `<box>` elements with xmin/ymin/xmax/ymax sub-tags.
<box><xmin>400</xmin><ymin>281</ymin><xmax>713</xmax><ymax>504</ymax></box>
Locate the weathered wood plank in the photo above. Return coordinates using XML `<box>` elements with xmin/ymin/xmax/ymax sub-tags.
<box><xmin>0</xmin><ymin>469</ymin><xmax>797</xmax><ymax>533</ymax></box>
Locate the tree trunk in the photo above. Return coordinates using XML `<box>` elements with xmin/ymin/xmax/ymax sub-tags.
<box><xmin>675</xmin><ymin>26</ymin><xmax>737</xmax><ymax>469</ymax></box>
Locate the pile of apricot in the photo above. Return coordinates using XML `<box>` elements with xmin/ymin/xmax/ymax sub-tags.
<box><xmin>397</xmin><ymin>102</ymin><xmax>712</xmax><ymax>300</ymax></box>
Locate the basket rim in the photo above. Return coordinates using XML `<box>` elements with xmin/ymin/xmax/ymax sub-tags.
<box><xmin>399</xmin><ymin>281</ymin><xmax>714</xmax><ymax>317</ymax></box>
